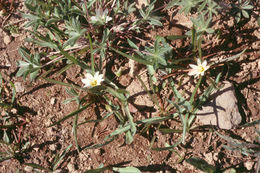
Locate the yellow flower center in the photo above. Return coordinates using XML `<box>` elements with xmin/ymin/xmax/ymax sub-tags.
<box><xmin>90</xmin><ymin>80</ymin><xmax>97</xmax><ymax>87</ymax></box>
<box><xmin>199</xmin><ymin>66</ymin><xmax>205</xmax><ymax>72</ymax></box>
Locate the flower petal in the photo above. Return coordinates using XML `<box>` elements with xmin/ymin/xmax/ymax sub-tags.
<box><xmin>189</xmin><ymin>64</ymin><xmax>198</xmax><ymax>69</ymax></box>
<box><xmin>197</xmin><ymin>58</ymin><xmax>202</xmax><ymax>66</ymax></box>
<box><xmin>188</xmin><ymin>69</ymin><xmax>198</xmax><ymax>76</ymax></box>
<box><xmin>202</xmin><ymin>60</ymin><xmax>207</xmax><ymax>67</ymax></box>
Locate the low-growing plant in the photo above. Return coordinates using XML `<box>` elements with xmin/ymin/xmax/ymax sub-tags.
<box><xmin>231</xmin><ymin>0</ymin><xmax>254</xmax><ymax>22</ymax></box>
<box><xmin>14</xmin><ymin>0</ymin><xmax>254</xmax><ymax>171</ymax></box>
<box><xmin>24</xmin><ymin>144</ymin><xmax>72</xmax><ymax>172</ymax></box>
<box><xmin>0</xmin><ymin>73</ymin><xmax>30</xmax><ymax>162</ymax></box>
<box><xmin>216</xmin><ymin>120</ymin><xmax>260</xmax><ymax>173</ymax></box>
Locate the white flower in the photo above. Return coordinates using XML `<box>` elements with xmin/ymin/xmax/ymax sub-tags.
<box><xmin>188</xmin><ymin>59</ymin><xmax>210</xmax><ymax>77</ymax></box>
<box><xmin>81</xmin><ymin>72</ymin><xmax>104</xmax><ymax>88</ymax></box>
<box><xmin>90</xmin><ymin>8</ymin><xmax>112</xmax><ymax>25</ymax></box>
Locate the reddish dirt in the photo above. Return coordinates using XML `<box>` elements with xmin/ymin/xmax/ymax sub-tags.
<box><xmin>0</xmin><ymin>1</ymin><xmax>259</xmax><ymax>173</ymax></box>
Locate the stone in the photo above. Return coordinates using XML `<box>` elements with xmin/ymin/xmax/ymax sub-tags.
<box><xmin>14</xmin><ymin>82</ymin><xmax>25</xmax><ymax>93</ymax></box>
<box><xmin>3</xmin><ymin>35</ymin><xmax>12</xmax><ymax>45</ymax></box>
<box><xmin>244</xmin><ymin>161</ymin><xmax>254</xmax><ymax>170</ymax></box>
<box><xmin>196</xmin><ymin>81</ymin><xmax>242</xmax><ymax>129</ymax></box>
<box><xmin>50</xmin><ymin>97</ymin><xmax>56</xmax><ymax>105</ymax></box>
<box><xmin>49</xmin><ymin>144</ymin><xmax>56</xmax><ymax>151</ymax></box>
<box><xmin>67</xmin><ymin>162</ymin><xmax>76</xmax><ymax>172</ymax></box>
<box><xmin>204</xmin><ymin>152</ymin><xmax>213</xmax><ymax>164</ymax></box>
<box><xmin>24</xmin><ymin>166</ymin><xmax>33</xmax><ymax>172</ymax></box>
<box><xmin>136</xmin><ymin>0</ymin><xmax>149</xmax><ymax>9</ymax></box>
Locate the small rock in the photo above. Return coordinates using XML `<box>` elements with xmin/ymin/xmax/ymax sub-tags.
<box><xmin>136</xmin><ymin>0</ymin><xmax>148</xmax><ymax>9</ymax></box>
<box><xmin>49</xmin><ymin>144</ymin><xmax>56</xmax><ymax>151</ymax></box>
<box><xmin>10</xmin><ymin>108</ymin><xmax>17</xmax><ymax>114</ymax></box>
<box><xmin>50</xmin><ymin>97</ymin><xmax>56</xmax><ymax>105</ymax></box>
<box><xmin>67</xmin><ymin>163</ymin><xmax>75</xmax><ymax>172</ymax></box>
<box><xmin>3</xmin><ymin>35</ymin><xmax>12</xmax><ymax>45</ymax></box>
<box><xmin>244</xmin><ymin>161</ymin><xmax>254</xmax><ymax>170</ymax></box>
<box><xmin>94</xmin><ymin>149</ymin><xmax>100</xmax><ymax>154</ymax></box>
<box><xmin>47</xmin><ymin>127</ymin><xmax>56</xmax><ymax>137</ymax></box>
<box><xmin>204</xmin><ymin>152</ymin><xmax>213</xmax><ymax>164</ymax></box>
<box><xmin>24</xmin><ymin>166</ymin><xmax>33</xmax><ymax>172</ymax></box>
<box><xmin>14</xmin><ymin>82</ymin><xmax>25</xmax><ymax>93</ymax></box>
<box><xmin>213</xmin><ymin>153</ymin><xmax>218</xmax><ymax>161</ymax></box>
<box><xmin>33</xmin><ymin>146</ymin><xmax>40</xmax><ymax>152</ymax></box>
<box><xmin>197</xmin><ymin>81</ymin><xmax>242</xmax><ymax>129</ymax></box>
<box><xmin>54</xmin><ymin>169</ymin><xmax>66</xmax><ymax>173</ymax></box>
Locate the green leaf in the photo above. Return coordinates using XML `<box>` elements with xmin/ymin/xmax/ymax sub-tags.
<box><xmin>45</xmin><ymin>18</ymin><xmax>61</xmax><ymax>26</ymax></box>
<box><xmin>211</xmin><ymin>48</ymin><xmax>247</xmax><ymax>65</ymax></box>
<box><xmin>152</xmin><ymin>138</ymin><xmax>182</xmax><ymax>151</ymax></box>
<box><xmin>138</xmin><ymin>115</ymin><xmax>173</xmax><ymax>124</ymax></box>
<box><xmin>105</xmin><ymin>125</ymin><xmax>131</xmax><ymax>139</ymax></box>
<box><xmin>110</xmin><ymin>47</ymin><xmax>153</xmax><ymax>66</ymax></box>
<box><xmin>52</xmin><ymin>144</ymin><xmax>72</xmax><ymax>170</ymax></box>
<box><xmin>24</xmin><ymin>163</ymin><xmax>51</xmax><ymax>172</ymax></box>
<box><xmin>241</xmin><ymin>119</ymin><xmax>260</xmax><ymax>127</ymax></box>
<box><xmin>241</xmin><ymin>10</ymin><xmax>249</xmax><ymax>18</ymax></box>
<box><xmin>48</xmin><ymin>102</ymin><xmax>94</xmax><ymax>127</ymax></box>
<box><xmin>125</xmin><ymin>130</ymin><xmax>134</xmax><ymax>144</ymax></box>
<box><xmin>112</xmin><ymin>167</ymin><xmax>141</xmax><ymax>173</ymax></box>
<box><xmin>18</xmin><ymin>47</ymin><xmax>30</xmax><ymax>62</ymax></box>
<box><xmin>82</xmin><ymin>137</ymin><xmax>115</xmax><ymax>150</ymax></box>
<box><xmin>3</xmin><ymin>131</ymin><xmax>10</xmax><ymax>144</ymax></box>
<box><xmin>166</xmin><ymin>35</ymin><xmax>187</xmax><ymax>40</ymax></box>
<box><xmin>26</xmin><ymin>38</ymin><xmax>57</xmax><ymax>49</ymax></box>
<box><xmin>186</xmin><ymin>157</ymin><xmax>216</xmax><ymax>173</ymax></box>
<box><xmin>127</xmin><ymin>39</ymin><xmax>139</xmax><ymax>50</ymax></box>
<box><xmin>9</xmin><ymin>81</ymin><xmax>16</xmax><ymax>103</ymax></box>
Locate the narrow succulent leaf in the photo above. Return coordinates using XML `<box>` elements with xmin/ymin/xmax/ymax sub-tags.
<box><xmin>73</xmin><ymin>110</ymin><xmax>80</xmax><ymax>152</ymax></box>
<box><xmin>241</xmin><ymin>119</ymin><xmax>260</xmax><ymax>127</ymax></box>
<box><xmin>186</xmin><ymin>157</ymin><xmax>216</xmax><ymax>173</ymax></box>
<box><xmin>52</xmin><ymin>144</ymin><xmax>72</xmax><ymax>170</ymax></box>
<box><xmin>166</xmin><ymin>35</ymin><xmax>187</xmax><ymax>40</ymax></box>
<box><xmin>82</xmin><ymin>137</ymin><xmax>115</xmax><ymax>150</ymax></box>
<box><xmin>211</xmin><ymin>48</ymin><xmax>247</xmax><ymax>65</ymax></box>
<box><xmin>125</xmin><ymin>130</ymin><xmax>134</xmax><ymax>144</ymax></box>
<box><xmin>84</xmin><ymin>166</ymin><xmax>111</xmax><ymax>173</ymax></box>
<box><xmin>152</xmin><ymin>138</ymin><xmax>182</xmax><ymax>151</ymax></box>
<box><xmin>112</xmin><ymin>167</ymin><xmax>141</xmax><ymax>173</ymax></box>
<box><xmin>110</xmin><ymin>47</ymin><xmax>153</xmax><ymax>65</ymax></box>
<box><xmin>127</xmin><ymin>39</ymin><xmax>139</xmax><ymax>50</ymax></box>
<box><xmin>45</xmin><ymin>18</ymin><xmax>60</xmax><ymax>26</ymax></box>
<box><xmin>24</xmin><ymin>163</ymin><xmax>51</xmax><ymax>172</ymax></box>
<box><xmin>9</xmin><ymin>82</ymin><xmax>16</xmax><ymax>103</ymax></box>
<box><xmin>78</xmin><ymin>112</ymin><xmax>113</xmax><ymax>126</ymax></box>
<box><xmin>48</xmin><ymin>102</ymin><xmax>94</xmax><ymax>127</ymax></box>
<box><xmin>138</xmin><ymin>115</ymin><xmax>173</xmax><ymax>124</ymax></box>
<box><xmin>18</xmin><ymin>47</ymin><xmax>30</xmax><ymax>62</ymax></box>
<box><xmin>106</xmin><ymin>125</ymin><xmax>131</xmax><ymax>138</ymax></box>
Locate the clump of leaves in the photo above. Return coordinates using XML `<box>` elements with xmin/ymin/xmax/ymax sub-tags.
<box><xmin>231</xmin><ymin>0</ymin><xmax>254</xmax><ymax>22</ymax></box>
<box><xmin>216</xmin><ymin>120</ymin><xmax>260</xmax><ymax>172</ymax></box>
<box><xmin>24</xmin><ymin>144</ymin><xmax>72</xmax><ymax>172</ymax></box>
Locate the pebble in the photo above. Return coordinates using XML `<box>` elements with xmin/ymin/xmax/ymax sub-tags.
<box><xmin>14</xmin><ymin>82</ymin><xmax>25</xmax><ymax>93</ymax></box>
<box><xmin>3</xmin><ymin>35</ymin><xmax>12</xmax><ymax>45</ymax></box>
<box><xmin>49</xmin><ymin>144</ymin><xmax>56</xmax><ymax>151</ymax></box>
<box><xmin>67</xmin><ymin>163</ymin><xmax>76</xmax><ymax>172</ymax></box>
<box><xmin>50</xmin><ymin>97</ymin><xmax>56</xmax><ymax>105</ymax></box>
<box><xmin>24</xmin><ymin>166</ymin><xmax>33</xmax><ymax>172</ymax></box>
<box><xmin>244</xmin><ymin>161</ymin><xmax>254</xmax><ymax>170</ymax></box>
<box><xmin>213</xmin><ymin>153</ymin><xmax>218</xmax><ymax>161</ymax></box>
<box><xmin>10</xmin><ymin>108</ymin><xmax>17</xmax><ymax>114</ymax></box>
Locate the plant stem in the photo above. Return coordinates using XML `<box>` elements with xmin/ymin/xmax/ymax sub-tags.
<box><xmin>88</xmin><ymin>33</ymin><xmax>95</xmax><ymax>73</ymax></box>
<box><xmin>190</xmin><ymin>76</ymin><xmax>202</xmax><ymax>104</ymax></box>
